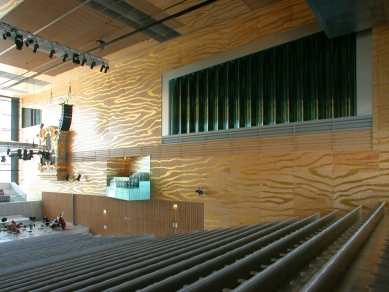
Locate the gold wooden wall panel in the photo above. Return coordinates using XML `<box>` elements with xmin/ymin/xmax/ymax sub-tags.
<box><xmin>376</xmin><ymin>24</ymin><xmax>389</xmax><ymax>205</ymax></box>
<box><xmin>42</xmin><ymin>192</ymin><xmax>203</xmax><ymax>238</ymax></box>
<box><xmin>20</xmin><ymin>2</ymin><xmax>389</xmax><ymax>232</ymax></box>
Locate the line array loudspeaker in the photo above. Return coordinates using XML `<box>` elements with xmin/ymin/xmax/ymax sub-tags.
<box><xmin>59</xmin><ymin>104</ymin><xmax>73</xmax><ymax>131</ymax></box>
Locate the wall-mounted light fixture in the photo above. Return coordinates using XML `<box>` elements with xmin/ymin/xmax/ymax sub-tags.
<box><xmin>173</xmin><ymin>203</ymin><xmax>178</xmax><ymax>210</ymax></box>
<box><xmin>195</xmin><ymin>187</ymin><xmax>205</xmax><ymax>195</ymax></box>
<box><xmin>103</xmin><ymin>210</ymin><xmax>107</xmax><ymax>214</ymax></box>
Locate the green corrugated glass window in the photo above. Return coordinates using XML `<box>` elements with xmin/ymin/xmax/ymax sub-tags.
<box><xmin>168</xmin><ymin>31</ymin><xmax>356</xmax><ymax>135</ymax></box>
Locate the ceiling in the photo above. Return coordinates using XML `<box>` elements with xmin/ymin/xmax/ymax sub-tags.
<box><xmin>305</xmin><ymin>0</ymin><xmax>389</xmax><ymax>38</ymax></box>
<box><xmin>0</xmin><ymin>0</ymin><xmax>387</xmax><ymax>96</ymax></box>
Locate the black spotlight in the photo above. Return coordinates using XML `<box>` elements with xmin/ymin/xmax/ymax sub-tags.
<box><xmin>27</xmin><ymin>150</ymin><xmax>34</xmax><ymax>160</ymax></box>
<box><xmin>104</xmin><ymin>65</ymin><xmax>109</xmax><ymax>73</ymax></box>
<box><xmin>15</xmin><ymin>34</ymin><xmax>23</xmax><ymax>50</ymax></box>
<box><xmin>25</xmin><ymin>39</ymin><xmax>33</xmax><ymax>47</ymax></box>
<box><xmin>33</xmin><ymin>43</ymin><xmax>39</xmax><ymax>53</ymax></box>
<box><xmin>76</xmin><ymin>174</ymin><xmax>81</xmax><ymax>181</ymax></box>
<box><xmin>81</xmin><ymin>58</ymin><xmax>86</xmax><ymax>66</ymax></box>
<box><xmin>22</xmin><ymin>149</ymin><xmax>28</xmax><ymax>160</ymax></box>
<box><xmin>17</xmin><ymin>149</ymin><xmax>22</xmax><ymax>159</ymax></box>
<box><xmin>100</xmin><ymin>64</ymin><xmax>105</xmax><ymax>72</ymax></box>
<box><xmin>7</xmin><ymin>148</ymin><xmax>10</xmax><ymax>155</ymax></box>
<box><xmin>65</xmin><ymin>174</ymin><xmax>69</xmax><ymax>181</ymax></box>
<box><xmin>90</xmin><ymin>61</ymin><xmax>95</xmax><ymax>69</ymax></box>
<box><xmin>49</xmin><ymin>49</ymin><xmax>55</xmax><ymax>58</ymax></box>
<box><xmin>1</xmin><ymin>156</ymin><xmax>5</xmax><ymax>162</ymax></box>
<box><xmin>2</xmin><ymin>31</ymin><xmax>11</xmax><ymax>40</ymax></box>
<box><xmin>72</xmin><ymin>54</ymin><xmax>80</xmax><ymax>65</ymax></box>
<box><xmin>62</xmin><ymin>53</ymin><xmax>68</xmax><ymax>62</ymax></box>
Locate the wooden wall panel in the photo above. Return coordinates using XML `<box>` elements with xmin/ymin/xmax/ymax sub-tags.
<box><xmin>42</xmin><ymin>192</ymin><xmax>203</xmax><ymax>238</ymax></box>
<box><xmin>20</xmin><ymin>2</ymin><xmax>389</xmax><ymax>233</ymax></box>
<box><xmin>229</xmin><ymin>154</ymin><xmax>261</xmax><ymax>226</ymax></box>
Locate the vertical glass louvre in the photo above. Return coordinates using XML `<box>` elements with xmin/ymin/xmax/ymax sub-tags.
<box><xmin>168</xmin><ymin>31</ymin><xmax>356</xmax><ymax>135</ymax></box>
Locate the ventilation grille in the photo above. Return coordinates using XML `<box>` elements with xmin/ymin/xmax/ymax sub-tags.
<box><xmin>162</xmin><ymin>115</ymin><xmax>372</xmax><ymax>145</ymax></box>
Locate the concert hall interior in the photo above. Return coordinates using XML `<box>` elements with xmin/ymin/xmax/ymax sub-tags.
<box><xmin>1</xmin><ymin>0</ymin><xmax>389</xmax><ymax>290</ymax></box>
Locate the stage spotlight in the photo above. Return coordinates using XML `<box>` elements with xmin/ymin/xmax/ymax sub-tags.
<box><xmin>81</xmin><ymin>58</ymin><xmax>86</xmax><ymax>66</ymax></box>
<box><xmin>33</xmin><ymin>43</ymin><xmax>39</xmax><ymax>53</ymax></box>
<box><xmin>2</xmin><ymin>31</ymin><xmax>11</xmax><ymax>40</ymax></box>
<box><xmin>25</xmin><ymin>39</ymin><xmax>33</xmax><ymax>47</ymax></box>
<box><xmin>76</xmin><ymin>174</ymin><xmax>81</xmax><ymax>181</ymax></box>
<box><xmin>15</xmin><ymin>34</ymin><xmax>23</xmax><ymax>50</ymax></box>
<box><xmin>100</xmin><ymin>64</ymin><xmax>105</xmax><ymax>72</ymax></box>
<box><xmin>7</xmin><ymin>149</ymin><xmax>10</xmax><ymax>155</ymax></box>
<box><xmin>22</xmin><ymin>149</ymin><xmax>28</xmax><ymax>160</ymax></box>
<box><xmin>62</xmin><ymin>53</ymin><xmax>68</xmax><ymax>62</ymax></box>
<box><xmin>27</xmin><ymin>150</ymin><xmax>34</xmax><ymax>160</ymax></box>
<box><xmin>65</xmin><ymin>174</ymin><xmax>69</xmax><ymax>181</ymax></box>
<box><xmin>104</xmin><ymin>65</ymin><xmax>109</xmax><ymax>73</ymax></box>
<box><xmin>72</xmin><ymin>54</ymin><xmax>80</xmax><ymax>65</ymax></box>
<box><xmin>17</xmin><ymin>149</ymin><xmax>22</xmax><ymax>159</ymax></box>
<box><xmin>49</xmin><ymin>49</ymin><xmax>55</xmax><ymax>58</ymax></box>
<box><xmin>90</xmin><ymin>61</ymin><xmax>95</xmax><ymax>69</ymax></box>
<box><xmin>1</xmin><ymin>156</ymin><xmax>6</xmax><ymax>162</ymax></box>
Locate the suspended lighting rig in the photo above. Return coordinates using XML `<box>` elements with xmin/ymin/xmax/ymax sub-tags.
<box><xmin>0</xmin><ymin>22</ymin><xmax>109</xmax><ymax>73</ymax></box>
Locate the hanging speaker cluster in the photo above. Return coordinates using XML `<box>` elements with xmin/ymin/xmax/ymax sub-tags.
<box><xmin>59</xmin><ymin>104</ymin><xmax>73</xmax><ymax>131</ymax></box>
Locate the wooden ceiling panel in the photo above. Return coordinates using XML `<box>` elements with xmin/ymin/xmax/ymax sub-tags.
<box><xmin>1</xmin><ymin>0</ymin><xmax>80</xmax><ymax>33</ymax></box>
<box><xmin>31</xmin><ymin>7</ymin><xmax>127</xmax><ymax>48</ymax></box>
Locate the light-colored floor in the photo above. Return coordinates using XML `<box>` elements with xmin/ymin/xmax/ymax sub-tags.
<box><xmin>333</xmin><ymin>209</ymin><xmax>389</xmax><ymax>292</ymax></box>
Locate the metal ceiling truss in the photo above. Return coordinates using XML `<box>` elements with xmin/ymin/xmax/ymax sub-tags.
<box><xmin>0</xmin><ymin>22</ymin><xmax>109</xmax><ymax>68</ymax></box>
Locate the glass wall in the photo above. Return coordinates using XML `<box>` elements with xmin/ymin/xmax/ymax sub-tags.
<box><xmin>0</xmin><ymin>96</ymin><xmax>19</xmax><ymax>183</ymax></box>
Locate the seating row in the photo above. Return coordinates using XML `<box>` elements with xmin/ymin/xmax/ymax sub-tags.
<box><xmin>0</xmin><ymin>204</ymin><xmax>384</xmax><ymax>292</ymax></box>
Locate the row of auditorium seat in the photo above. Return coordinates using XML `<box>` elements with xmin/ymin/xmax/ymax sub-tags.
<box><xmin>369</xmin><ymin>217</ymin><xmax>389</xmax><ymax>292</ymax></box>
<box><xmin>0</xmin><ymin>203</ymin><xmax>385</xmax><ymax>292</ymax></box>
<box><xmin>0</xmin><ymin>231</ymin><xmax>150</xmax><ymax>272</ymax></box>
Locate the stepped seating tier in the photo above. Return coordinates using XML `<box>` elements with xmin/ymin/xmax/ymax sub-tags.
<box><xmin>0</xmin><ymin>204</ymin><xmax>385</xmax><ymax>292</ymax></box>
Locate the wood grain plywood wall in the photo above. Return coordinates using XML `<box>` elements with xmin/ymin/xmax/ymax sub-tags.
<box><xmin>375</xmin><ymin>23</ymin><xmax>389</xmax><ymax>205</ymax></box>
<box><xmin>20</xmin><ymin>1</ymin><xmax>389</xmax><ymax>231</ymax></box>
<box><xmin>42</xmin><ymin>192</ymin><xmax>203</xmax><ymax>238</ymax></box>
